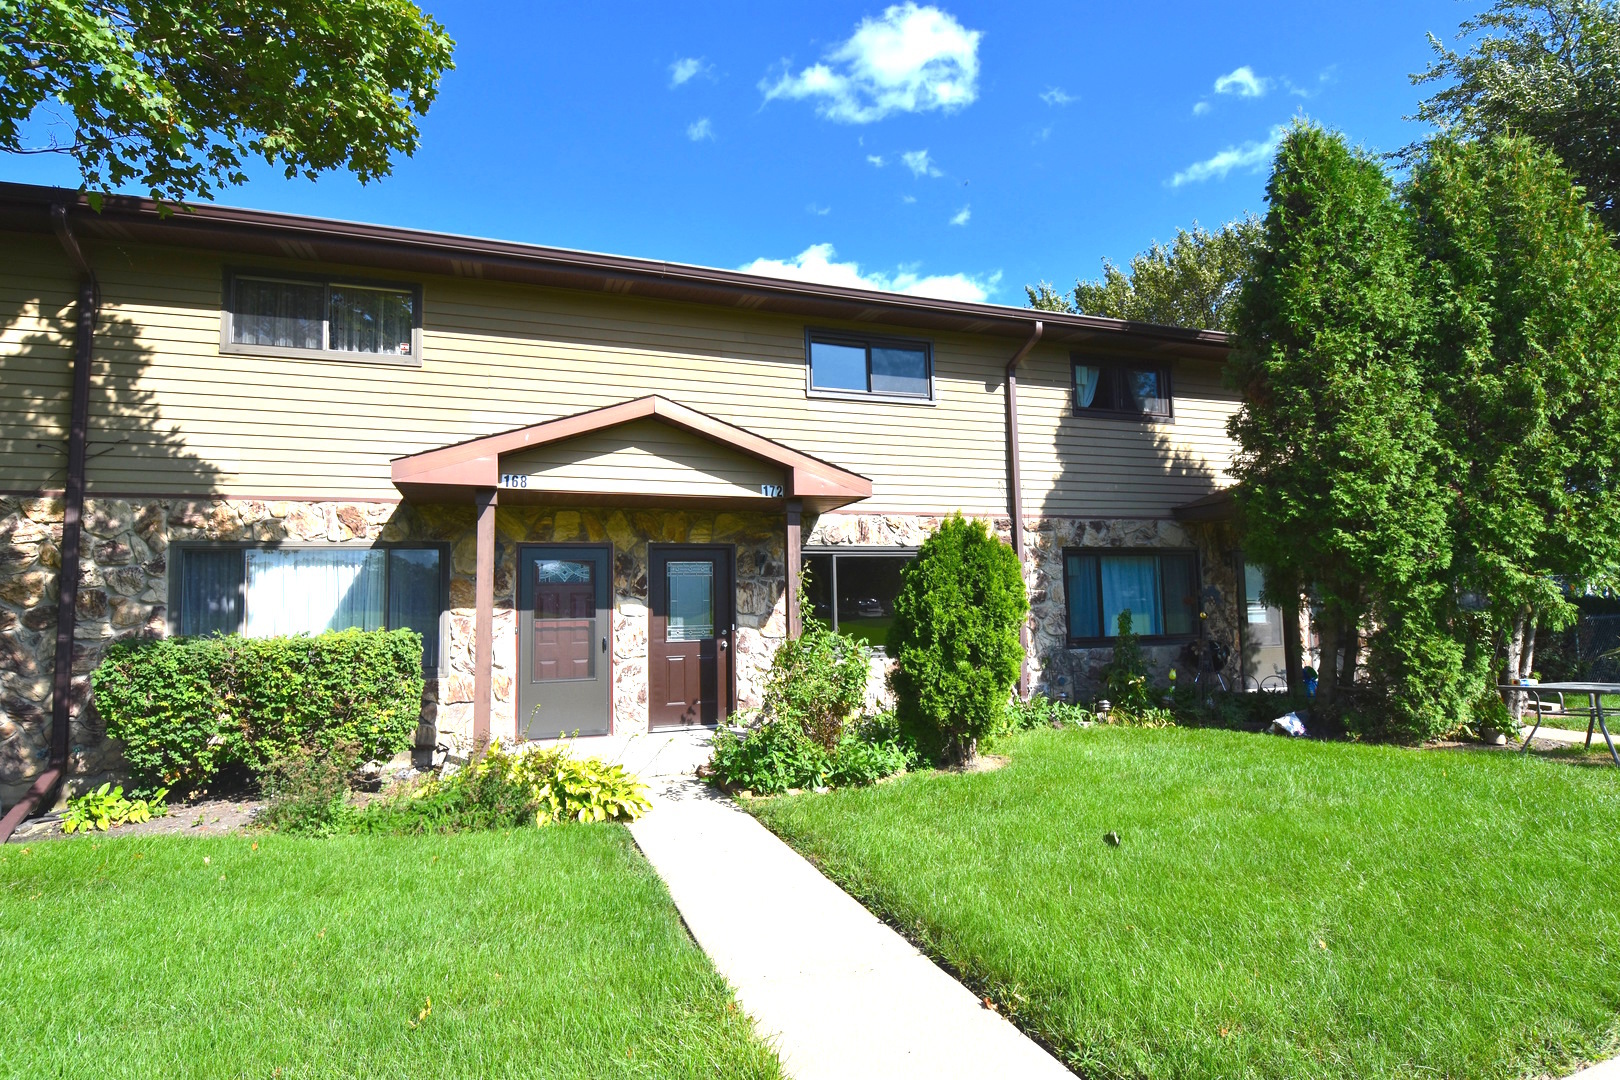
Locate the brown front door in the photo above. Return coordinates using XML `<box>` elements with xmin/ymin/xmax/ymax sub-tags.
<box><xmin>518</xmin><ymin>544</ymin><xmax>613</xmax><ymax>738</ymax></box>
<box><xmin>649</xmin><ymin>544</ymin><xmax>734</xmax><ymax>728</ymax></box>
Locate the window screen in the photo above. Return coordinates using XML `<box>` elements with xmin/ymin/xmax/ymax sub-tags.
<box><xmin>232</xmin><ymin>278</ymin><xmax>324</xmax><ymax>350</ymax></box>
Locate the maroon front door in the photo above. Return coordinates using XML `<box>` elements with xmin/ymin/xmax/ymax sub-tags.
<box><xmin>648</xmin><ymin>545</ymin><xmax>734</xmax><ymax>728</ymax></box>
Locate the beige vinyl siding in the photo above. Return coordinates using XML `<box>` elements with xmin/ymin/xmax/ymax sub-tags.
<box><xmin>501</xmin><ymin>418</ymin><xmax>784</xmax><ymax>500</ymax></box>
<box><xmin>0</xmin><ymin>232</ymin><xmax>1240</xmax><ymax>517</ymax></box>
<box><xmin>1017</xmin><ymin>346</ymin><xmax>1239</xmax><ymax>518</ymax></box>
<box><xmin>0</xmin><ymin>237</ymin><xmax>77</xmax><ymax>491</ymax></box>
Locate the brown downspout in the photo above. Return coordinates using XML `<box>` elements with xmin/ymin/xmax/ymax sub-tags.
<box><xmin>0</xmin><ymin>205</ymin><xmax>96</xmax><ymax>842</ymax></box>
<box><xmin>1005</xmin><ymin>320</ymin><xmax>1043</xmax><ymax>699</ymax></box>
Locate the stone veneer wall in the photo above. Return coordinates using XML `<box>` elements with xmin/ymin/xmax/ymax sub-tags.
<box><xmin>0</xmin><ymin>495</ymin><xmax>790</xmax><ymax>802</ymax></box>
<box><xmin>805</xmin><ymin>511</ymin><xmax>1244</xmax><ymax>707</ymax></box>
<box><xmin>1</xmin><ymin>498</ymin><xmax>1241</xmax><ymax>803</ymax></box>
<box><xmin>1024</xmin><ymin>516</ymin><xmax>1243</xmax><ymax>700</ymax></box>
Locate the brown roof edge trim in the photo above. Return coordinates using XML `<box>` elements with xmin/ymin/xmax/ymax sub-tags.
<box><xmin>0</xmin><ymin>181</ymin><xmax>1232</xmax><ymax>351</ymax></box>
<box><xmin>390</xmin><ymin>395</ymin><xmax>872</xmax><ymax>501</ymax></box>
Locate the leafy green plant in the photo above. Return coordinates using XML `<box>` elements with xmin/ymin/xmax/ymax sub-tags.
<box><xmin>92</xmin><ymin>629</ymin><xmax>424</xmax><ymax>797</ymax></box>
<box><xmin>825</xmin><ymin>729</ymin><xmax>911</xmax><ymax>788</ymax></box>
<box><xmin>889</xmin><ymin>513</ymin><xmax>1028</xmax><ymax>765</ymax></box>
<box><xmin>1098</xmin><ymin>611</ymin><xmax>1155</xmax><ymax>715</ymax></box>
<box><xmin>762</xmin><ymin>585</ymin><xmax>871</xmax><ymax>750</ymax></box>
<box><xmin>708</xmin><ymin>719</ymin><xmax>828</xmax><ymax>795</ymax></box>
<box><xmin>61</xmin><ymin>783</ymin><xmax>168</xmax><ymax>834</ymax></box>
<box><xmin>1099</xmin><ymin>705</ymin><xmax>1179</xmax><ymax>729</ymax></box>
<box><xmin>1002</xmin><ymin>696</ymin><xmax>1099</xmax><ymax>733</ymax></box>
<box><xmin>358</xmin><ymin>742</ymin><xmax>650</xmax><ymax>834</ymax></box>
<box><xmin>259</xmin><ymin>747</ymin><xmax>357</xmax><ymax>837</ymax></box>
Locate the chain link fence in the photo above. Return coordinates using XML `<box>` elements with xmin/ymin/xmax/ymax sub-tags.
<box><xmin>1575</xmin><ymin>614</ymin><xmax>1620</xmax><ymax>681</ymax></box>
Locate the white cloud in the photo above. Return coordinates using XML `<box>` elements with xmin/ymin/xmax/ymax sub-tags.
<box><xmin>1168</xmin><ymin>124</ymin><xmax>1285</xmax><ymax>187</ymax></box>
<box><xmin>1192</xmin><ymin>100</ymin><xmax>1211</xmax><ymax>117</ymax></box>
<box><xmin>1033</xmin><ymin>125</ymin><xmax>1051</xmax><ymax>143</ymax></box>
<box><xmin>738</xmin><ymin>243</ymin><xmax>1000</xmax><ymax>302</ymax></box>
<box><xmin>686</xmin><ymin>117</ymin><xmax>715</xmax><ymax>141</ymax></box>
<box><xmin>901</xmin><ymin>148</ymin><xmax>942</xmax><ymax>177</ymax></box>
<box><xmin>807</xmin><ymin>202</ymin><xmax>832</xmax><ymax>216</ymax></box>
<box><xmin>1213</xmin><ymin>65</ymin><xmax>1269</xmax><ymax>98</ymax></box>
<box><xmin>670</xmin><ymin>57</ymin><xmax>710</xmax><ymax>87</ymax></box>
<box><xmin>1039</xmin><ymin>87</ymin><xmax>1075</xmax><ymax>106</ymax></box>
<box><xmin>950</xmin><ymin>205</ymin><xmax>971</xmax><ymax>226</ymax></box>
<box><xmin>901</xmin><ymin>194</ymin><xmax>917</xmax><ymax>203</ymax></box>
<box><xmin>867</xmin><ymin>154</ymin><xmax>886</xmax><ymax>167</ymax></box>
<box><xmin>759</xmin><ymin>3</ymin><xmax>982</xmax><ymax>124</ymax></box>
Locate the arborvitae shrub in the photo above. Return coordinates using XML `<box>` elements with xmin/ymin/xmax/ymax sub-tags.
<box><xmin>888</xmin><ymin>513</ymin><xmax>1027</xmax><ymax>763</ymax></box>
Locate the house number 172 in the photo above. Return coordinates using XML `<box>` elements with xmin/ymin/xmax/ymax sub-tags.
<box><xmin>760</xmin><ymin>484</ymin><xmax>784</xmax><ymax>497</ymax></box>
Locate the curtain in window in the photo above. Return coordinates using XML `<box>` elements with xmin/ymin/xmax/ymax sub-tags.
<box><xmin>1101</xmin><ymin>555</ymin><xmax>1161</xmax><ymax>635</ymax></box>
<box><xmin>1065</xmin><ymin>554</ymin><xmax>1101</xmax><ymax>638</ymax></box>
<box><xmin>234</xmin><ymin>279</ymin><xmax>323</xmax><ymax>349</ymax></box>
<box><xmin>179</xmin><ymin>549</ymin><xmax>244</xmax><ymax>636</ymax></box>
<box><xmin>1075</xmin><ymin>364</ymin><xmax>1101</xmax><ymax>408</ymax></box>
<box><xmin>329</xmin><ymin>286</ymin><xmax>413</xmax><ymax>355</ymax></box>
<box><xmin>244</xmin><ymin>549</ymin><xmax>386</xmax><ymax>637</ymax></box>
<box><xmin>388</xmin><ymin>549</ymin><xmax>442</xmax><ymax>667</ymax></box>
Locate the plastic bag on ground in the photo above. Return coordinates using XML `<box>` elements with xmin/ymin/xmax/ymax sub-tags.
<box><xmin>1270</xmin><ymin>712</ymin><xmax>1308</xmax><ymax>738</ymax></box>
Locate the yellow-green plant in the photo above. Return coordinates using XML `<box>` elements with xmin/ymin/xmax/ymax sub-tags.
<box><xmin>366</xmin><ymin>741</ymin><xmax>651</xmax><ymax>833</ymax></box>
<box><xmin>62</xmin><ymin>783</ymin><xmax>168</xmax><ymax>834</ymax></box>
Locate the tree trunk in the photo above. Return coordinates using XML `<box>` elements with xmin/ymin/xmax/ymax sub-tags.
<box><xmin>1316</xmin><ymin>611</ymin><xmax>1341</xmax><ymax>709</ymax></box>
<box><xmin>1505</xmin><ymin>605</ymin><xmax>1531</xmax><ymax>720</ymax></box>
<box><xmin>1520</xmin><ymin>615</ymin><xmax>1538</xmax><ymax>681</ymax></box>
<box><xmin>1283</xmin><ymin>599</ymin><xmax>1305</xmax><ymax>697</ymax></box>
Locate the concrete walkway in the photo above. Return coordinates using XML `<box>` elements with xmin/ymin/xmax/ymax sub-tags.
<box><xmin>618</xmin><ymin>734</ymin><xmax>1073</xmax><ymax>1080</ymax></box>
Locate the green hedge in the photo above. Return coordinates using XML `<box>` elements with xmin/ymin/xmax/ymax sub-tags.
<box><xmin>92</xmin><ymin>629</ymin><xmax>425</xmax><ymax>797</ymax></box>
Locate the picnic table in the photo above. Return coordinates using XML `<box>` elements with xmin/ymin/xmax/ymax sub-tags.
<box><xmin>1498</xmin><ymin>682</ymin><xmax>1620</xmax><ymax>766</ymax></box>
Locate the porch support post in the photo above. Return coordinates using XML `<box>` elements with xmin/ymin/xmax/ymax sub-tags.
<box><xmin>473</xmin><ymin>486</ymin><xmax>498</xmax><ymax>748</ymax></box>
<box><xmin>785</xmin><ymin>498</ymin><xmax>803</xmax><ymax>639</ymax></box>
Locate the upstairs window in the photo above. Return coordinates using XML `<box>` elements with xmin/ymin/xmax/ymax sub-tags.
<box><xmin>807</xmin><ymin>330</ymin><xmax>932</xmax><ymax>400</ymax></box>
<box><xmin>224</xmin><ymin>271</ymin><xmax>421</xmax><ymax>364</ymax></box>
<box><xmin>1072</xmin><ymin>356</ymin><xmax>1172</xmax><ymax>419</ymax></box>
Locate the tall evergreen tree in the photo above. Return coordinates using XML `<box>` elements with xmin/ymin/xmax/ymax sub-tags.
<box><xmin>1228</xmin><ymin>123</ymin><xmax>1454</xmax><ymax>730</ymax></box>
<box><xmin>1408</xmin><ymin>133</ymin><xmax>1620</xmax><ymax>697</ymax></box>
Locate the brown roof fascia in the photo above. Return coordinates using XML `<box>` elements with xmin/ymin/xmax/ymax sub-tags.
<box><xmin>0</xmin><ymin>182</ymin><xmax>1233</xmax><ymax>360</ymax></box>
<box><xmin>390</xmin><ymin>395</ymin><xmax>873</xmax><ymax>505</ymax></box>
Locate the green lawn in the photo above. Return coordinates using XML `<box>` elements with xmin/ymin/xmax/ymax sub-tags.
<box><xmin>0</xmin><ymin>827</ymin><xmax>780</xmax><ymax>1080</ymax></box>
<box><xmin>753</xmin><ymin>727</ymin><xmax>1620</xmax><ymax>1080</ymax></box>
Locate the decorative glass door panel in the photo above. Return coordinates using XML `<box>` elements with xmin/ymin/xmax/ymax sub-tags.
<box><xmin>666</xmin><ymin>560</ymin><xmax>714</xmax><ymax>641</ymax></box>
<box><xmin>531</xmin><ymin>559</ymin><xmax>597</xmax><ymax>682</ymax></box>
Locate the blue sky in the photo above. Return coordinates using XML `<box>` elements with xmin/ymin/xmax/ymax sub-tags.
<box><xmin>5</xmin><ymin>1</ymin><xmax>1474</xmax><ymax>305</ymax></box>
